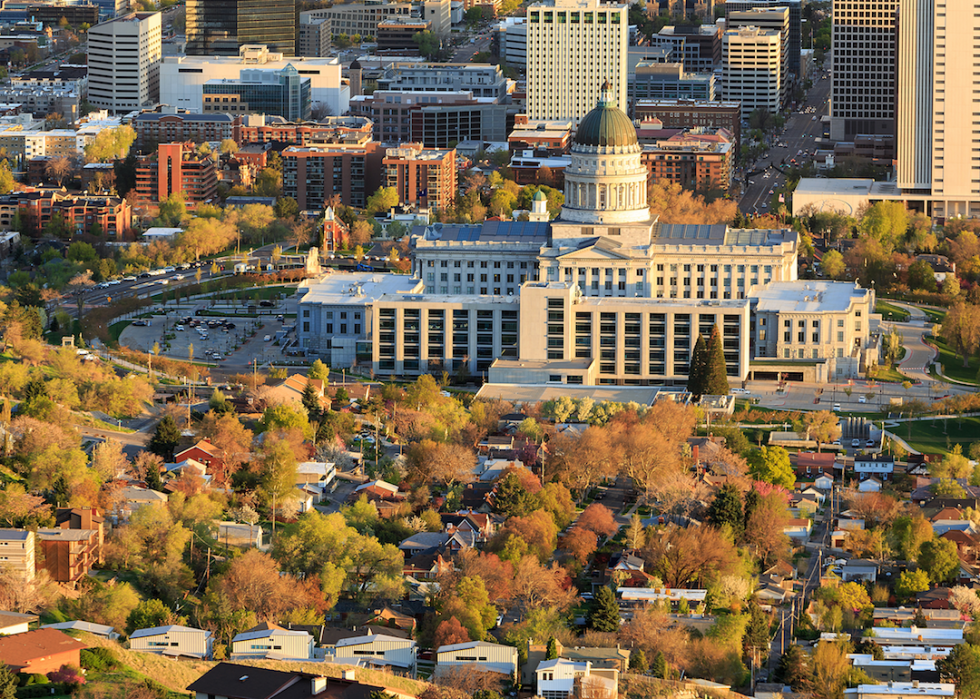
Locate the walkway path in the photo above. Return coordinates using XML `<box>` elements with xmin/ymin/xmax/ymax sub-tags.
<box><xmin>888</xmin><ymin>302</ymin><xmax>938</xmax><ymax>384</ymax></box>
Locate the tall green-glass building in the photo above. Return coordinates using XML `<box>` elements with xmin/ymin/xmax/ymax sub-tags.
<box><xmin>186</xmin><ymin>0</ymin><xmax>296</xmax><ymax>55</ymax></box>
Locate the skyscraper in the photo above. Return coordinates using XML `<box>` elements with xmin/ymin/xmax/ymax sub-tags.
<box><xmin>88</xmin><ymin>12</ymin><xmax>162</xmax><ymax>114</ymax></box>
<box><xmin>829</xmin><ymin>0</ymin><xmax>897</xmax><ymax>141</ymax></box>
<box><xmin>186</xmin><ymin>0</ymin><xmax>296</xmax><ymax>56</ymax></box>
<box><xmin>896</xmin><ymin>0</ymin><xmax>980</xmax><ymax>218</ymax></box>
<box><xmin>525</xmin><ymin>0</ymin><xmax>628</xmax><ymax>122</ymax></box>
<box><xmin>724</xmin><ymin>0</ymin><xmax>801</xmax><ymax>76</ymax></box>
<box><xmin>722</xmin><ymin>27</ymin><xmax>783</xmax><ymax>119</ymax></box>
<box><xmin>727</xmin><ymin>6</ymin><xmax>790</xmax><ymax>108</ymax></box>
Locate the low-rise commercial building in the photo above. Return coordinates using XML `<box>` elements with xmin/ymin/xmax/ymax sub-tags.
<box><xmin>630</xmin><ymin>62</ymin><xmax>716</xmax><ymax>103</ymax></box>
<box><xmin>377</xmin><ymin>19</ymin><xmax>432</xmax><ymax>51</ymax></box>
<box><xmin>202</xmin><ymin>66</ymin><xmax>311</xmax><ymax>122</ymax></box>
<box><xmin>233</xmin><ymin>114</ymin><xmax>373</xmax><ymax>148</ymax></box>
<box><xmin>301</xmin><ymin>3</ymin><xmax>411</xmax><ymax>39</ymax></box>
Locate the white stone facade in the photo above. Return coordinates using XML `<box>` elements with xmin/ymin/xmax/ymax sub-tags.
<box><xmin>88</xmin><ymin>12</ymin><xmax>162</xmax><ymax>114</ymax></box>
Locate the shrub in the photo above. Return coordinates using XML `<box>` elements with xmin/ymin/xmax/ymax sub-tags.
<box><xmin>80</xmin><ymin>647</ymin><xmax>116</xmax><ymax>671</ymax></box>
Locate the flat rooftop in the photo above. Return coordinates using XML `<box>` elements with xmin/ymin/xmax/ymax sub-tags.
<box><xmin>795</xmin><ymin>177</ymin><xmax>875</xmax><ymax>196</ymax></box>
<box><xmin>298</xmin><ymin>273</ymin><xmax>421</xmax><ymax>306</ymax></box>
<box><xmin>753</xmin><ymin>280</ymin><xmax>869</xmax><ymax>314</ymax></box>
<box><xmin>476</xmin><ymin>383</ymin><xmax>681</xmax><ymax>405</ymax></box>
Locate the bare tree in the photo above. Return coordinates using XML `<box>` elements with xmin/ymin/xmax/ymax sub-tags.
<box><xmin>45</xmin><ymin>156</ymin><xmax>75</xmax><ymax>187</ymax></box>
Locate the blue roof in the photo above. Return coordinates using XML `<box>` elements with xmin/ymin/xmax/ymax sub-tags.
<box><xmin>421</xmin><ymin>220</ymin><xmax>550</xmax><ymax>243</ymax></box>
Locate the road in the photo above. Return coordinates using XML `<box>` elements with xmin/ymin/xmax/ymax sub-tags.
<box><xmin>890</xmin><ymin>303</ymin><xmax>939</xmax><ymax>384</ymax></box>
<box><xmin>450</xmin><ymin>32</ymin><xmax>491</xmax><ymax>63</ymax></box>
<box><xmin>740</xmin><ymin>71</ymin><xmax>833</xmax><ymax>215</ymax></box>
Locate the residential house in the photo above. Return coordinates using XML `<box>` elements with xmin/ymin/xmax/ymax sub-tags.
<box><xmin>130</xmin><ymin>625</ymin><xmax>213</xmax><ymax>659</ymax></box>
<box><xmin>262</xmin><ymin>375</ymin><xmax>327</xmax><ymax>409</ymax></box>
<box><xmin>441</xmin><ymin>510</ymin><xmax>499</xmax><ymax>541</ymax></box>
<box><xmin>795</xmin><ymin>452</ymin><xmax>837</xmax><ymax>479</ymax></box>
<box><xmin>173</xmin><ymin>439</ymin><xmax>224</xmax><ymax>476</ymax></box>
<box><xmin>871</xmin><ymin>627</ymin><xmax>963</xmax><ymax>649</ymax></box>
<box><xmin>844</xmin><ymin>683</ymin><xmax>954</xmax><ymax>699</ymax></box>
<box><xmin>784</xmin><ymin>518</ymin><xmax>813</xmax><ymax>542</ymax></box>
<box><xmin>186</xmin><ymin>662</ymin><xmax>416</xmax><ymax>699</ymax></box>
<box><xmin>293</xmin><ymin>487</ymin><xmax>316</xmax><ymax>513</ymax></box>
<box><xmin>815</xmin><ymin>473</ymin><xmax>835</xmax><ymax>490</ymax></box>
<box><xmin>873</xmin><ymin>608</ymin><xmax>962</xmax><ymax>628</ymax></box>
<box><xmin>0</xmin><ymin>611</ymin><xmax>37</xmax><ymax>635</ymax></box>
<box><xmin>476</xmin><ymin>458</ymin><xmax>525</xmax><ymax>482</ymax></box>
<box><xmin>54</xmin><ymin>507</ymin><xmax>104</xmax><ymax>563</ymax></box>
<box><xmin>847</xmin><ymin>655</ymin><xmax>937</xmax><ymax>683</ymax></box>
<box><xmin>858</xmin><ymin>477</ymin><xmax>883</xmax><ymax>493</ymax></box>
<box><xmin>618</xmin><ymin>587</ymin><xmax>708</xmax><ymax>607</ymax></box>
<box><xmin>165</xmin><ymin>458</ymin><xmax>208</xmax><ymax>479</ymax></box>
<box><xmin>36</xmin><ymin>528</ymin><xmax>101</xmax><ymax>583</ymax></box>
<box><xmin>362</xmin><ymin>607</ymin><xmax>417</xmax><ymax>633</ymax></box>
<box><xmin>216</xmin><ymin>521</ymin><xmax>263</xmax><ymax>548</ymax></box>
<box><xmin>0</xmin><ymin>628</ymin><xmax>87</xmax><ymax>674</ymax></box>
<box><xmin>932</xmin><ymin>520</ymin><xmax>977</xmax><ymax>537</ymax></box>
<box><xmin>0</xmin><ymin>529</ymin><xmax>35</xmax><ymax>581</ymax></box>
<box><xmin>535</xmin><ymin>658</ymin><xmax>618</xmax><ymax>699</ymax></box>
<box><xmin>927</xmin><ymin>507</ymin><xmax>964</xmax><ymax>523</ymax></box>
<box><xmin>790</xmin><ymin>492</ymin><xmax>820</xmax><ymax>515</ymax></box>
<box><xmin>112</xmin><ymin>485</ymin><xmax>167</xmax><ymax>522</ymax></box>
<box><xmin>801</xmin><ymin>486</ymin><xmax>826</xmax><ymax>504</ymax></box>
<box><xmin>41</xmin><ymin>620</ymin><xmax>119</xmax><ymax>640</ymax></box>
<box><xmin>559</xmin><ymin>644</ymin><xmax>631</xmax><ymax>673</ymax></box>
<box><xmin>916</xmin><ymin>588</ymin><xmax>953</xmax><ymax>610</ymax></box>
<box><xmin>435</xmin><ymin>640</ymin><xmax>518</xmax><ymax>680</ymax></box>
<box><xmin>231</xmin><ymin>623</ymin><xmax>315</xmax><ymax>660</ymax></box>
<box><xmin>331</xmin><ymin>633</ymin><xmax>418</xmax><ymax>676</ymax></box>
<box><xmin>480</xmin><ymin>434</ymin><xmax>514</xmax><ymax>454</ymax></box>
<box><xmin>939</xmin><ymin>529</ymin><xmax>979</xmax><ymax>564</ymax></box>
<box><xmin>842</xmin><ymin>559</ymin><xmax>879</xmax><ymax>583</ymax></box>
<box><xmin>403</xmin><ymin>551</ymin><xmax>453</xmax><ymax>580</ymax></box>
<box><xmin>352</xmin><ymin>480</ymin><xmax>400</xmax><ymax>501</ymax></box>
<box><xmin>296</xmin><ymin>461</ymin><xmax>337</xmax><ymax>501</ymax></box>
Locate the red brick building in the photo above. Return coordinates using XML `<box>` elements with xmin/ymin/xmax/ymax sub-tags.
<box><xmin>640</xmin><ymin>129</ymin><xmax>734</xmax><ymax>193</ymax></box>
<box><xmin>233</xmin><ymin>114</ymin><xmax>374</xmax><ymax>148</ymax></box>
<box><xmin>282</xmin><ymin>142</ymin><xmax>385</xmax><ymax>210</ymax></box>
<box><xmin>0</xmin><ymin>628</ymin><xmax>87</xmax><ymax>675</ymax></box>
<box><xmin>133</xmin><ymin>111</ymin><xmax>234</xmax><ymax>150</ymax></box>
<box><xmin>135</xmin><ymin>142</ymin><xmax>218</xmax><ymax>208</ymax></box>
<box><xmin>383</xmin><ymin>143</ymin><xmax>456</xmax><ymax>213</ymax></box>
<box><xmin>0</xmin><ymin>189</ymin><xmax>132</xmax><ymax>237</ymax></box>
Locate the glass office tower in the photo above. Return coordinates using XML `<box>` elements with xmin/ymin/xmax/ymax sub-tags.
<box><xmin>186</xmin><ymin>0</ymin><xmax>296</xmax><ymax>55</ymax></box>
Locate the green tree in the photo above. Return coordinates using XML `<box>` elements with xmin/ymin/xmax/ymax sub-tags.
<box><xmin>545</xmin><ymin>636</ymin><xmax>558</xmax><ymax>660</ymax></box>
<box><xmin>0</xmin><ymin>662</ymin><xmax>16</xmax><ymax>699</ymax></box>
<box><xmin>774</xmin><ymin>644</ymin><xmax>809</xmax><ymax>690</ymax></box>
<box><xmin>219</xmin><ymin>138</ymin><xmax>239</xmax><ymax>155</ymax></box>
<box><xmin>366</xmin><ymin>186</ymin><xmax>399</xmax><ymax>215</ymax></box>
<box><xmin>821</xmin><ymin>249</ymin><xmax>846</xmax><ymax>279</ymax></box>
<box><xmin>650</xmin><ymin>651</ymin><xmax>668</xmax><ymax>679</ymax></box>
<box><xmin>919</xmin><ymin>537</ymin><xmax>960</xmax><ymax>583</ymax></box>
<box><xmin>157</xmin><ymin>192</ymin><xmax>186</xmax><ymax>227</ymax></box>
<box><xmin>586</xmin><ymin>585</ymin><xmax>620</xmax><ymax>632</ymax></box>
<box><xmin>412</xmin><ymin>30</ymin><xmax>440</xmax><ymax>58</ymax></box>
<box><xmin>148</xmin><ymin>415</ymin><xmax>181</xmax><ymax>462</ymax></box>
<box><xmin>493</xmin><ymin>472</ymin><xmax>536</xmax><ymax>518</ymax></box>
<box><xmin>907</xmin><ymin>260</ymin><xmax>938</xmax><ymax>292</ymax></box>
<box><xmin>859</xmin><ymin>201</ymin><xmax>909</xmax><ymax>250</ymax></box>
<box><xmin>748</xmin><ymin>446</ymin><xmax>795</xmax><ymax>489</ymax></box>
<box><xmin>894</xmin><ymin>569</ymin><xmax>930</xmax><ymax>600</ymax></box>
<box><xmin>936</xmin><ymin>643</ymin><xmax>980</xmax><ymax>695</ymax></box>
<box><xmin>83</xmin><ymin>124</ymin><xmax>136</xmax><ymax>162</ymax></box>
<box><xmin>687</xmin><ymin>333</ymin><xmax>708</xmax><ymax>397</ymax></box>
<box><xmin>259</xmin><ymin>435</ymin><xmax>299</xmax><ymax>536</ymax></box>
<box><xmin>703</xmin><ymin>324</ymin><xmax>730</xmax><ymax>395</ymax></box>
<box><xmin>274</xmin><ymin>196</ymin><xmax>299</xmax><ymax>220</ymax></box>
<box><xmin>254</xmin><ymin>167</ymin><xmax>282</xmax><ymax>197</ymax></box>
<box><xmin>706</xmin><ymin>483</ymin><xmax>744</xmax><ymax>537</ymax></box>
<box><xmin>0</xmin><ymin>160</ymin><xmax>14</xmax><ymax>196</ymax></box>
<box><xmin>301</xmin><ymin>382</ymin><xmax>322</xmax><ymax>424</ymax></box>
<box><xmin>126</xmin><ymin>598</ymin><xmax>170</xmax><ymax>634</ymax></box>
<box><xmin>629</xmin><ymin>648</ymin><xmax>648</xmax><ymax>673</ymax></box>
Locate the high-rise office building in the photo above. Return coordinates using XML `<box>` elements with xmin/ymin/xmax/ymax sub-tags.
<box><xmin>896</xmin><ymin>0</ymin><xmax>980</xmax><ymax>217</ymax></box>
<box><xmin>525</xmin><ymin>0</ymin><xmax>629</xmax><ymax>123</ymax></box>
<box><xmin>186</xmin><ymin>0</ymin><xmax>296</xmax><ymax>55</ymax></box>
<box><xmin>88</xmin><ymin>12</ymin><xmax>162</xmax><ymax>114</ymax></box>
<box><xmin>727</xmin><ymin>6</ymin><xmax>790</xmax><ymax>107</ymax></box>
<box><xmin>722</xmin><ymin>27</ymin><xmax>783</xmax><ymax>119</ymax></box>
<box><xmin>829</xmin><ymin>0</ymin><xmax>897</xmax><ymax>141</ymax></box>
<box><xmin>724</xmin><ymin>0</ymin><xmax>801</xmax><ymax>76</ymax></box>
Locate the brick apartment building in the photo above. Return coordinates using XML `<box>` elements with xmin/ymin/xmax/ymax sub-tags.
<box><xmin>634</xmin><ymin>99</ymin><xmax>742</xmax><ymax>147</ymax></box>
<box><xmin>383</xmin><ymin>143</ymin><xmax>456</xmax><ymax>212</ymax></box>
<box><xmin>640</xmin><ymin>129</ymin><xmax>734</xmax><ymax>193</ymax></box>
<box><xmin>282</xmin><ymin>142</ymin><xmax>385</xmax><ymax>210</ymax></box>
<box><xmin>0</xmin><ymin>190</ymin><xmax>133</xmax><ymax>236</ymax></box>
<box><xmin>132</xmin><ymin>110</ymin><xmax>234</xmax><ymax>150</ymax></box>
<box><xmin>135</xmin><ymin>142</ymin><xmax>218</xmax><ymax>207</ymax></box>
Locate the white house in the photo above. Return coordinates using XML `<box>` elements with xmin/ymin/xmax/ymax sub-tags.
<box><xmin>296</xmin><ymin>461</ymin><xmax>336</xmax><ymax>491</ymax></box>
<box><xmin>844</xmin><ymin>683</ymin><xmax>955</xmax><ymax>699</ymax></box>
<box><xmin>216</xmin><ymin>521</ymin><xmax>264</xmax><ymax>548</ymax></box>
<box><xmin>535</xmin><ymin>658</ymin><xmax>618</xmax><ymax>699</ymax></box>
<box><xmin>815</xmin><ymin>473</ymin><xmax>834</xmax><ymax>490</ymax></box>
<box><xmin>332</xmin><ymin>633</ymin><xmax>418</xmax><ymax>677</ymax></box>
<box><xmin>231</xmin><ymin>624</ymin><xmax>314</xmax><ymax>660</ymax></box>
<box><xmin>853</xmin><ymin>455</ymin><xmax>895</xmax><ymax>481</ymax></box>
<box><xmin>435</xmin><ymin>641</ymin><xmax>518</xmax><ymax>680</ymax></box>
<box><xmin>858</xmin><ymin>477</ymin><xmax>883</xmax><ymax>493</ymax></box>
<box><xmin>129</xmin><ymin>625</ymin><xmax>213</xmax><ymax>659</ymax></box>
<box><xmin>871</xmin><ymin>627</ymin><xmax>964</xmax><ymax>649</ymax></box>
<box><xmin>0</xmin><ymin>611</ymin><xmax>36</xmax><ymax>635</ymax></box>
<box><xmin>841</xmin><ymin>559</ymin><xmax>879</xmax><ymax>583</ymax></box>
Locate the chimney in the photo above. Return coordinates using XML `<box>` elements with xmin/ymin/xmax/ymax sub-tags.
<box><xmin>341</xmin><ymin>669</ymin><xmax>356</xmax><ymax>681</ymax></box>
<box><xmin>311</xmin><ymin>677</ymin><xmax>327</xmax><ymax>693</ymax></box>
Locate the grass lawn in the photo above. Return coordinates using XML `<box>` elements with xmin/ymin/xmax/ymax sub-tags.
<box><xmin>899</xmin><ymin>415</ymin><xmax>980</xmax><ymax>455</ymax></box>
<box><xmin>873</xmin><ymin>362</ymin><xmax>909</xmax><ymax>383</ymax></box>
<box><xmin>214</xmin><ymin>285</ymin><xmax>294</xmax><ymax>302</ymax></box>
<box><xmin>922</xmin><ymin>307</ymin><xmax>947</xmax><ymax>324</ymax></box>
<box><xmin>931</xmin><ymin>336</ymin><xmax>980</xmax><ymax>385</ymax></box>
<box><xmin>876</xmin><ymin>300</ymin><xmax>910</xmax><ymax>322</ymax></box>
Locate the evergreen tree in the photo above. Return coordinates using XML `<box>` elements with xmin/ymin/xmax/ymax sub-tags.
<box><xmin>774</xmin><ymin>644</ymin><xmax>809</xmax><ymax>690</ymax></box>
<box><xmin>743</xmin><ymin>601</ymin><xmax>771</xmax><ymax>665</ymax></box>
<box><xmin>145</xmin><ymin>459</ymin><xmax>163</xmax><ymax>491</ymax></box>
<box><xmin>301</xmin><ymin>382</ymin><xmax>322</xmax><ymax>423</ymax></box>
<box><xmin>629</xmin><ymin>648</ymin><xmax>648</xmax><ymax>673</ymax></box>
<box><xmin>493</xmin><ymin>472</ymin><xmax>536</xmax><ymax>518</ymax></box>
<box><xmin>706</xmin><ymin>483</ymin><xmax>744</xmax><ymax>537</ymax></box>
<box><xmin>0</xmin><ymin>662</ymin><xmax>16</xmax><ymax>699</ymax></box>
<box><xmin>587</xmin><ymin>586</ymin><xmax>621</xmax><ymax>632</ymax></box>
<box><xmin>703</xmin><ymin>324</ymin><xmax>730</xmax><ymax>395</ymax></box>
<box><xmin>742</xmin><ymin>488</ymin><xmax>761</xmax><ymax>540</ymax></box>
<box><xmin>912</xmin><ymin>608</ymin><xmax>928</xmax><ymax>627</ymax></box>
<box><xmin>687</xmin><ymin>334</ymin><xmax>708</xmax><ymax>397</ymax></box>
<box><xmin>650</xmin><ymin>651</ymin><xmax>667</xmax><ymax>679</ymax></box>
<box><xmin>545</xmin><ymin>636</ymin><xmax>558</xmax><ymax>660</ymax></box>
<box><xmin>148</xmin><ymin>415</ymin><xmax>181</xmax><ymax>461</ymax></box>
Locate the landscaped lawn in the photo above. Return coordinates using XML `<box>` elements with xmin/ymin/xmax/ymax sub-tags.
<box><xmin>922</xmin><ymin>307</ymin><xmax>947</xmax><ymax>324</ymax></box>
<box><xmin>899</xmin><ymin>415</ymin><xmax>980</xmax><ymax>455</ymax></box>
<box><xmin>931</xmin><ymin>336</ymin><xmax>979</xmax><ymax>385</ymax></box>
<box><xmin>108</xmin><ymin>320</ymin><xmax>132</xmax><ymax>344</ymax></box>
<box><xmin>876</xmin><ymin>300</ymin><xmax>910</xmax><ymax>322</ymax></box>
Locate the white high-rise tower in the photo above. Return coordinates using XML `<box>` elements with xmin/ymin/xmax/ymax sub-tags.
<box><xmin>525</xmin><ymin>0</ymin><xmax>629</xmax><ymax>123</ymax></box>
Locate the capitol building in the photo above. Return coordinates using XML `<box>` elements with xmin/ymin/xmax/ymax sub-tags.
<box><xmin>297</xmin><ymin>86</ymin><xmax>879</xmax><ymax>389</ymax></box>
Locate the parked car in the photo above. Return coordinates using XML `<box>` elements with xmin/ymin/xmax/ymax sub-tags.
<box><xmin>833</xmin><ymin>403</ymin><xmax>841</xmax><ymax>411</ymax></box>
<box><xmin>851</xmin><ymin>439</ymin><xmax>861</xmax><ymax>448</ymax></box>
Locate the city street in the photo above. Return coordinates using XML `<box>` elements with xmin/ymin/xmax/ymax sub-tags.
<box><xmin>740</xmin><ymin>71</ymin><xmax>833</xmax><ymax>215</ymax></box>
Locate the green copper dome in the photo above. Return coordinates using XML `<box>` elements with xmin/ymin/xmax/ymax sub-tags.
<box><xmin>533</xmin><ymin>190</ymin><xmax>546</xmax><ymax>201</ymax></box>
<box><xmin>574</xmin><ymin>81</ymin><xmax>638</xmax><ymax>149</ymax></box>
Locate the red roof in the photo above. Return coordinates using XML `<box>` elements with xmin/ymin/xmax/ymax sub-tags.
<box><xmin>0</xmin><ymin>628</ymin><xmax>87</xmax><ymax>669</ymax></box>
